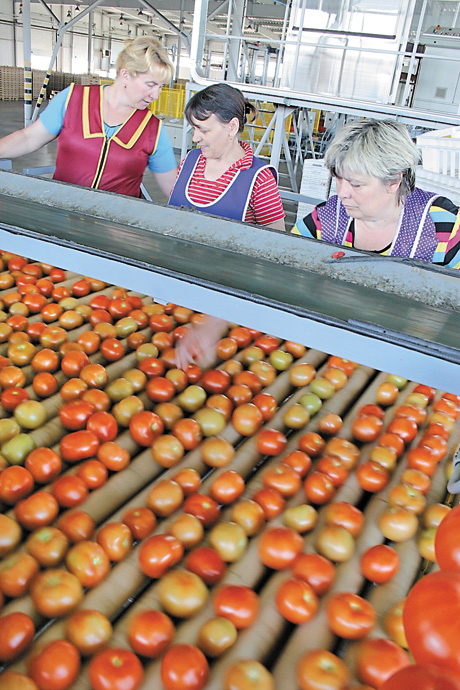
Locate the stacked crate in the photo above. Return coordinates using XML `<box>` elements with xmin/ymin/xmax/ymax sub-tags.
<box><xmin>0</xmin><ymin>66</ymin><xmax>23</xmax><ymax>100</ymax></box>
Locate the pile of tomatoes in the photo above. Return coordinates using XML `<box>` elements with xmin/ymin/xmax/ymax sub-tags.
<box><xmin>0</xmin><ymin>250</ymin><xmax>459</xmax><ymax>690</ymax></box>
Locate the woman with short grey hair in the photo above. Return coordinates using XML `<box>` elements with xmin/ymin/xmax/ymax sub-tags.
<box><xmin>292</xmin><ymin>118</ymin><xmax>460</xmax><ymax>268</ymax></box>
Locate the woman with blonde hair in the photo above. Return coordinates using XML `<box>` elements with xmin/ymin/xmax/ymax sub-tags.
<box><xmin>0</xmin><ymin>37</ymin><xmax>177</xmax><ymax>198</ymax></box>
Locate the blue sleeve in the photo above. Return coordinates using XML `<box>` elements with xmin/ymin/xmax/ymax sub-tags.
<box><xmin>291</xmin><ymin>215</ymin><xmax>316</xmax><ymax>237</ymax></box>
<box><xmin>147</xmin><ymin>124</ymin><xmax>177</xmax><ymax>173</ymax></box>
<box><xmin>39</xmin><ymin>86</ymin><xmax>71</xmax><ymax>136</ymax></box>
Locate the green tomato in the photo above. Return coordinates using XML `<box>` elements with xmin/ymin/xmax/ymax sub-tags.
<box><xmin>193</xmin><ymin>408</ymin><xmax>226</xmax><ymax>437</ymax></box>
<box><xmin>386</xmin><ymin>374</ymin><xmax>408</xmax><ymax>390</ymax></box>
<box><xmin>2</xmin><ymin>433</ymin><xmax>36</xmax><ymax>465</ymax></box>
<box><xmin>298</xmin><ymin>393</ymin><xmax>323</xmax><ymax>415</ymax></box>
<box><xmin>309</xmin><ymin>377</ymin><xmax>335</xmax><ymax>400</ymax></box>
<box><xmin>14</xmin><ymin>401</ymin><xmax>47</xmax><ymax>430</ymax></box>
<box><xmin>105</xmin><ymin>377</ymin><xmax>135</xmax><ymax>402</ymax></box>
<box><xmin>0</xmin><ymin>418</ymin><xmax>21</xmax><ymax>444</ymax></box>
<box><xmin>177</xmin><ymin>385</ymin><xmax>207</xmax><ymax>413</ymax></box>
<box><xmin>115</xmin><ymin>317</ymin><xmax>138</xmax><ymax>338</ymax></box>
<box><xmin>269</xmin><ymin>349</ymin><xmax>294</xmax><ymax>371</ymax></box>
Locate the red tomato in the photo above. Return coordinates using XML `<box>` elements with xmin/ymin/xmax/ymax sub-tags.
<box><xmin>210</xmin><ymin>470</ymin><xmax>245</xmax><ymax>505</ymax></box>
<box><xmin>65</xmin><ymin>609</ymin><xmax>112</xmax><ymax>656</ymax></box>
<box><xmin>0</xmin><ymin>671</ymin><xmax>40</xmax><ymax>689</ymax></box>
<box><xmin>326</xmin><ymin>591</ymin><xmax>376</xmax><ymax>639</ymax></box>
<box><xmin>304</xmin><ymin>471</ymin><xmax>336</xmax><ymax>504</ymax></box>
<box><xmin>315</xmin><ymin>455</ymin><xmax>348</xmax><ymax>487</ymax></box>
<box><xmin>26</xmin><ymin>526</ymin><xmax>69</xmax><ymax>567</ymax></box>
<box><xmin>29</xmin><ymin>568</ymin><xmax>83</xmax><ymax>617</ymax></box>
<box><xmin>138</xmin><ymin>534</ymin><xmax>184</xmax><ymax>578</ymax></box>
<box><xmin>252</xmin><ymin>392</ymin><xmax>277</xmax><ymax>421</ymax></box>
<box><xmin>352</xmin><ymin>414</ymin><xmax>384</xmax><ymax>442</ymax></box>
<box><xmin>231</xmin><ymin>403</ymin><xmax>263</xmax><ymax>436</ymax></box>
<box><xmin>360</xmin><ymin>544</ymin><xmax>400</xmax><ymax>583</ymax></box>
<box><xmin>86</xmin><ymin>410</ymin><xmax>118</xmax><ymax>442</ymax></box>
<box><xmin>76</xmin><ymin>459</ymin><xmax>108</xmax><ymax>490</ymax></box>
<box><xmin>380</xmin><ymin>664</ymin><xmax>460</xmax><ymax>690</ymax></box>
<box><xmin>292</xmin><ymin>552</ymin><xmax>336</xmax><ymax>595</ymax></box>
<box><xmin>14</xmin><ymin>490</ymin><xmax>60</xmax><ymax>530</ymax></box>
<box><xmin>0</xmin><ymin>611</ymin><xmax>35</xmax><ymax>661</ymax></box>
<box><xmin>182</xmin><ymin>493</ymin><xmax>221</xmax><ymax>527</ymax></box>
<box><xmin>223</xmin><ymin>659</ymin><xmax>274</xmax><ymax>689</ymax></box>
<box><xmin>356</xmin><ymin>638</ymin><xmax>411</xmax><ymax>687</ymax></box>
<box><xmin>200</xmin><ymin>369</ymin><xmax>231</xmax><ymax>393</ymax></box>
<box><xmin>122</xmin><ymin>506</ymin><xmax>156</xmax><ymax>541</ymax></box>
<box><xmin>28</xmin><ymin>639</ymin><xmax>80</xmax><ymax>690</ymax></box>
<box><xmin>263</xmin><ymin>463</ymin><xmax>302</xmax><ymax>497</ymax></box>
<box><xmin>252</xmin><ymin>486</ymin><xmax>286</xmax><ymax>520</ymax></box>
<box><xmin>434</xmin><ymin>504</ymin><xmax>460</xmax><ymax>571</ymax></box>
<box><xmin>127</xmin><ymin>609</ymin><xmax>175</xmax><ymax>658</ymax></box>
<box><xmin>296</xmin><ymin>649</ymin><xmax>350</xmax><ymax>690</ymax></box>
<box><xmin>52</xmin><ymin>474</ymin><xmax>88</xmax><ymax>508</ymax></box>
<box><xmin>97</xmin><ymin>441</ymin><xmax>131</xmax><ymax>472</ymax></box>
<box><xmin>161</xmin><ymin>643</ymin><xmax>209</xmax><ymax>690</ymax></box>
<box><xmin>65</xmin><ymin>540</ymin><xmax>110</xmax><ymax>587</ymax></box>
<box><xmin>0</xmin><ymin>552</ymin><xmax>39</xmax><ymax>598</ymax></box>
<box><xmin>403</xmin><ymin>570</ymin><xmax>460</xmax><ymax>675</ymax></box>
<box><xmin>59</xmin><ymin>430</ymin><xmax>100</xmax><ymax>463</ymax></box>
<box><xmin>298</xmin><ymin>431</ymin><xmax>326</xmax><ymax>457</ymax></box>
<box><xmin>56</xmin><ymin>509</ymin><xmax>96</xmax><ymax>543</ymax></box>
<box><xmin>387</xmin><ymin>417</ymin><xmax>418</xmax><ymax>443</ymax></box>
<box><xmin>129</xmin><ymin>410</ymin><xmax>164</xmax><ymax>446</ymax></box>
<box><xmin>276</xmin><ymin>577</ymin><xmax>319</xmax><ymax>624</ymax></box>
<box><xmin>256</xmin><ymin>428</ymin><xmax>288</xmax><ymax>456</ymax></box>
<box><xmin>89</xmin><ymin>647</ymin><xmax>144</xmax><ymax>690</ymax></box>
<box><xmin>0</xmin><ymin>465</ymin><xmax>34</xmax><ymax>504</ymax></box>
<box><xmin>184</xmin><ymin>545</ymin><xmax>226</xmax><ymax>586</ymax></box>
<box><xmin>213</xmin><ymin>584</ymin><xmax>259</xmax><ymax>629</ymax></box>
<box><xmin>356</xmin><ymin>460</ymin><xmax>390</xmax><ymax>492</ymax></box>
<box><xmin>25</xmin><ymin>447</ymin><xmax>62</xmax><ymax>483</ymax></box>
<box><xmin>0</xmin><ymin>386</ymin><xmax>29</xmax><ymax>411</ymax></box>
<box><xmin>96</xmin><ymin>522</ymin><xmax>133</xmax><ymax>562</ymax></box>
<box><xmin>258</xmin><ymin>526</ymin><xmax>303</xmax><ymax>570</ymax></box>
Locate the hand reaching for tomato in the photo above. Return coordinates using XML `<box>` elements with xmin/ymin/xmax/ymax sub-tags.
<box><xmin>175</xmin><ymin>316</ymin><xmax>228</xmax><ymax>370</ymax></box>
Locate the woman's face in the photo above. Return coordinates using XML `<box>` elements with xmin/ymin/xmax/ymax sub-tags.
<box><xmin>335</xmin><ymin>172</ymin><xmax>401</xmax><ymax>221</ymax></box>
<box><xmin>189</xmin><ymin>113</ymin><xmax>238</xmax><ymax>159</ymax></box>
<box><xmin>122</xmin><ymin>69</ymin><xmax>166</xmax><ymax>109</ymax></box>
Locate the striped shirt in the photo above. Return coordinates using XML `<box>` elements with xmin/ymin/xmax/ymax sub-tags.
<box><xmin>176</xmin><ymin>141</ymin><xmax>285</xmax><ymax>226</ymax></box>
<box><xmin>292</xmin><ymin>195</ymin><xmax>460</xmax><ymax>269</ymax></box>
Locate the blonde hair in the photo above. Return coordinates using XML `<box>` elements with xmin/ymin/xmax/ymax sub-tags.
<box><xmin>116</xmin><ymin>37</ymin><xmax>173</xmax><ymax>82</ymax></box>
<box><xmin>325</xmin><ymin>119</ymin><xmax>420</xmax><ymax>202</ymax></box>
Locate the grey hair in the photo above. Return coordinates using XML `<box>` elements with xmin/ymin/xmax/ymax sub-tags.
<box><xmin>324</xmin><ymin>119</ymin><xmax>420</xmax><ymax>202</ymax></box>
<box><xmin>116</xmin><ymin>37</ymin><xmax>173</xmax><ymax>82</ymax></box>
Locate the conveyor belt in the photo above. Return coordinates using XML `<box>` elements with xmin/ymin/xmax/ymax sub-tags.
<box><xmin>0</xmin><ymin>171</ymin><xmax>459</xmax><ymax>392</ymax></box>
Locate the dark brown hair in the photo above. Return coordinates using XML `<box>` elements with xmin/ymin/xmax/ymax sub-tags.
<box><xmin>185</xmin><ymin>83</ymin><xmax>257</xmax><ymax>133</ymax></box>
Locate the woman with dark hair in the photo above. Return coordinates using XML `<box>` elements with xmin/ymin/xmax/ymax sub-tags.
<box><xmin>169</xmin><ymin>83</ymin><xmax>285</xmax><ymax>230</ymax></box>
<box><xmin>292</xmin><ymin>119</ymin><xmax>460</xmax><ymax>268</ymax></box>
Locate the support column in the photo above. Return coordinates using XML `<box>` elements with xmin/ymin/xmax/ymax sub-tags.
<box><xmin>22</xmin><ymin>0</ymin><xmax>32</xmax><ymax>126</ymax></box>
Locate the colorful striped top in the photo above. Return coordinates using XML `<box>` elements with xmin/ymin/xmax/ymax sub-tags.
<box><xmin>292</xmin><ymin>193</ymin><xmax>460</xmax><ymax>269</ymax></box>
<box><xmin>175</xmin><ymin>141</ymin><xmax>285</xmax><ymax>226</ymax></box>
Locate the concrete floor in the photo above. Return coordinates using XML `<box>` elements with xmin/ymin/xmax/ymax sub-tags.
<box><xmin>0</xmin><ymin>99</ymin><xmax>298</xmax><ymax>224</ymax></box>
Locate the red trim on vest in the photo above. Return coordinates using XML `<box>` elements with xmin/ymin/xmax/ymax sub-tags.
<box><xmin>54</xmin><ymin>84</ymin><xmax>160</xmax><ymax>197</ymax></box>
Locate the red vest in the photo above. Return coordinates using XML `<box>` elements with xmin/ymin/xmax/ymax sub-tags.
<box><xmin>53</xmin><ymin>84</ymin><xmax>161</xmax><ymax>197</ymax></box>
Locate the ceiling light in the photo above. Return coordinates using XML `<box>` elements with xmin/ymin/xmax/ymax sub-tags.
<box><xmin>67</xmin><ymin>9</ymin><xmax>72</xmax><ymax>18</ymax></box>
<box><xmin>75</xmin><ymin>4</ymin><xmax>80</xmax><ymax>11</ymax></box>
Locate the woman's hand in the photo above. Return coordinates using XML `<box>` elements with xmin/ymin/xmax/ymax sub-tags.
<box><xmin>175</xmin><ymin>316</ymin><xmax>228</xmax><ymax>370</ymax></box>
